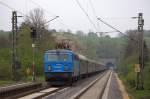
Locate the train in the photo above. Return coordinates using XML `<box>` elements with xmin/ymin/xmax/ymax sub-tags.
<box><xmin>44</xmin><ymin>49</ymin><xmax>106</xmax><ymax>85</ymax></box>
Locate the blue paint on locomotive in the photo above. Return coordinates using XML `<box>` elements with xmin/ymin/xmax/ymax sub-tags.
<box><xmin>44</xmin><ymin>49</ymin><xmax>77</xmax><ymax>84</ymax></box>
<box><xmin>44</xmin><ymin>50</ymin><xmax>74</xmax><ymax>72</ymax></box>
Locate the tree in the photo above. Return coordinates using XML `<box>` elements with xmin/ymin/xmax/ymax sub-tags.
<box><xmin>66</xmin><ymin>29</ymin><xmax>72</xmax><ymax>33</ymax></box>
<box><xmin>49</xmin><ymin>29</ymin><xmax>57</xmax><ymax>33</ymax></box>
<box><xmin>105</xmin><ymin>35</ymin><xmax>111</xmax><ymax>38</ymax></box>
<box><xmin>88</xmin><ymin>32</ymin><xmax>98</xmax><ymax>37</ymax></box>
<box><xmin>59</xmin><ymin>29</ymin><xmax>65</xmax><ymax>33</ymax></box>
<box><xmin>25</xmin><ymin>8</ymin><xmax>46</xmax><ymax>39</ymax></box>
<box><xmin>124</xmin><ymin>30</ymin><xmax>139</xmax><ymax>58</ymax></box>
<box><xmin>76</xmin><ymin>30</ymin><xmax>84</xmax><ymax>36</ymax></box>
<box><xmin>0</xmin><ymin>31</ymin><xmax>10</xmax><ymax>48</ymax></box>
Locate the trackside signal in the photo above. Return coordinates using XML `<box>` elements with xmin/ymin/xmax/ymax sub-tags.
<box><xmin>30</xmin><ymin>27</ymin><xmax>37</xmax><ymax>39</ymax></box>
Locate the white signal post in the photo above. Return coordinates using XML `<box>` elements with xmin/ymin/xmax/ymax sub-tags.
<box><xmin>32</xmin><ymin>43</ymin><xmax>35</xmax><ymax>82</ymax></box>
<box><xmin>31</xmin><ymin>16</ymin><xmax>59</xmax><ymax>82</ymax></box>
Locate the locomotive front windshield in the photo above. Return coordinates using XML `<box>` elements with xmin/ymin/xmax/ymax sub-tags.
<box><xmin>47</xmin><ymin>54</ymin><xmax>69</xmax><ymax>61</ymax></box>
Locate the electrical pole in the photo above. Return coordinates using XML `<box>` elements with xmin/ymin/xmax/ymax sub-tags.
<box><xmin>12</xmin><ymin>11</ymin><xmax>22</xmax><ymax>81</ymax></box>
<box><xmin>12</xmin><ymin>11</ymin><xmax>18</xmax><ymax>81</ymax></box>
<box><xmin>136</xmin><ymin>13</ymin><xmax>144</xmax><ymax>90</ymax></box>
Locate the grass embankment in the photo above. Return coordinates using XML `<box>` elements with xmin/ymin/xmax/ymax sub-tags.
<box><xmin>0</xmin><ymin>76</ymin><xmax>45</xmax><ymax>87</ymax></box>
<box><xmin>119</xmin><ymin>64</ymin><xmax>150</xmax><ymax>99</ymax></box>
<box><xmin>0</xmin><ymin>80</ymin><xmax>16</xmax><ymax>87</ymax></box>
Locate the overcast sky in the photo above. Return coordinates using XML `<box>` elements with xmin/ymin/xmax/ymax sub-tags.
<box><xmin>0</xmin><ymin>0</ymin><xmax>150</xmax><ymax>36</ymax></box>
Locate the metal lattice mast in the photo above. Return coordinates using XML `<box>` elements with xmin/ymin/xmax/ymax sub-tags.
<box><xmin>12</xmin><ymin>11</ymin><xmax>18</xmax><ymax>80</ymax></box>
<box><xmin>136</xmin><ymin>13</ymin><xmax>144</xmax><ymax>89</ymax></box>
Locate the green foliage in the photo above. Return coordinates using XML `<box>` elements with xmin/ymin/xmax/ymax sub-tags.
<box><xmin>143</xmin><ymin>62</ymin><xmax>150</xmax><ymax>90</ymax></box>
<box><xmin>0</xmin><ymin>80</ymin><xmax>15</xmax><ymax>87</ymax></box>
<box><xmin>0</xmin><ymin>26</ymin><xmax>56</xmax><ymax>81</ymax></box>
<box><xmin>118</xmin><ymin>30</ymin><xmax>150</xmax><ymax>99</ymax></box>
<box><xmin>57</xmin><ymin>32</ymin><xmax>125</xmax><ymax>61</ymax></box>
<box><xmin>0</xmin><ymin>48</ymin><xmax>11</xmax><ymax>79</ymax></box>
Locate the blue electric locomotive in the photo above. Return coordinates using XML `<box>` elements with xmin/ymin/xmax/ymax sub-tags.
<box><xmin>44</xmin><ymin>49</ymin><xmax>106</xmax><ymax>85</ymax></box>
<box><xmin>44</xmin><ymin>49</ymin><xmax>79</xmax><ymax>85</ymax></box>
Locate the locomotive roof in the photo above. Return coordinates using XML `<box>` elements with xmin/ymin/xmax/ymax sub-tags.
<box><xmin>45</xmin><ymin>49</ymin><xmax>73</xmax><ymax>53</ymax></box>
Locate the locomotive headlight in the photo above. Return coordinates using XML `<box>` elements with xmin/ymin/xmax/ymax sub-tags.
<box><xmin>48</xmin><ymin>65</ymin><xmax>51</xmax><ymax>71</ymax></box>
<box><xmin>64</xmin><ymin>65</ymin><xmax>68</xmax><ymax>71</ymax></box>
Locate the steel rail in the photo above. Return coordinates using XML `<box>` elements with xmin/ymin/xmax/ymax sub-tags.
<box><xmin>70</xmin><ymin>70</ymin><xmax>111</xmax><ymax>99</ymax></box>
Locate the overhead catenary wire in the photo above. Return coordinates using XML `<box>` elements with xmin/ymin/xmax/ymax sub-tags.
<box><xmin>29</xmin><ymin>0</ymin><xmax>70</xmax><ymax>30</ymax></box>
<box><xmin>97</xmin><ymin>18</ymin><xmax>125</xmax><ymax>35</ymax></box>
<box><xmin>89</xmin><ymin>0</ymin><xmax>97</xmax><ymax>18</ymax></box>
<box><xmin>89</xmin><ymin>0</ymin><xmax>101</xmax><ymax>33</ymax></box>
<box><xmin>29</xmin><ymin>0</ymin><xmax>57</xmax><ymax>17</ymax></box>
<box><xmin>0</xmin><ymin>0</ymin><xmax>63</xmax><ymax>28</ymax></box>
<box><xmin>0</xmin><ymin>1</ymin><xmax>22</xmax><ymax>18</ymax></box>
<box><xmin>0</xmin><ymin>1</ymin><xmax>42</xmax><ymax>21</ymax></box>
<box><xmin>0</xmin><ymin>1</ymin><xmax>28</xmax><ymax>17</ymax></box>
<box><xmin>97</xmin><ymin>18</ymin><xmax>138</xmax><ymax>42</ymax></box>
<box><xmin>101</xmin><ymin>17</ymin><xmax>137</xmax><ymax>20</ymax></box>
<box><xmin>0</xmin><ymin>1</ymin><xmax>15</xmax><ymax>10</ymax></box>
<box><xmin>75</xmin><ymin>0</ymin><xmax>98</xmax><ymax>32</ymax></box>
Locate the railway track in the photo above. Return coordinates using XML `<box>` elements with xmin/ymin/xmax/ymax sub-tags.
<box><xmin>43</xmin><ymin>70</ymin><xmax>110</xmax><ymax>99</ymax></box>
<box><xmin>0</xmin><ymin>71</ymin><xmax>111</xmax><ymax>99</ymax></box>
<box><xmin>70</xmin><ymin>70</ymin><xmax>112</xmax><ymax>99</ymax></box>
<box><xmin>0</xmin><ymin>82</ymin><xmax>50</xmax><ymax>99</ymax></box>
<box><xmin>0</xmin><ymin>81</ymin><xmax>67</xmax><ymax>99</ymax></box>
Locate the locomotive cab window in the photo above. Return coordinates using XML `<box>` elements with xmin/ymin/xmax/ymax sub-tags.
<box><xmin>47</xmin><ymin>53</ymin><xmax>70</xmax><ymax>61</ymax></box>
